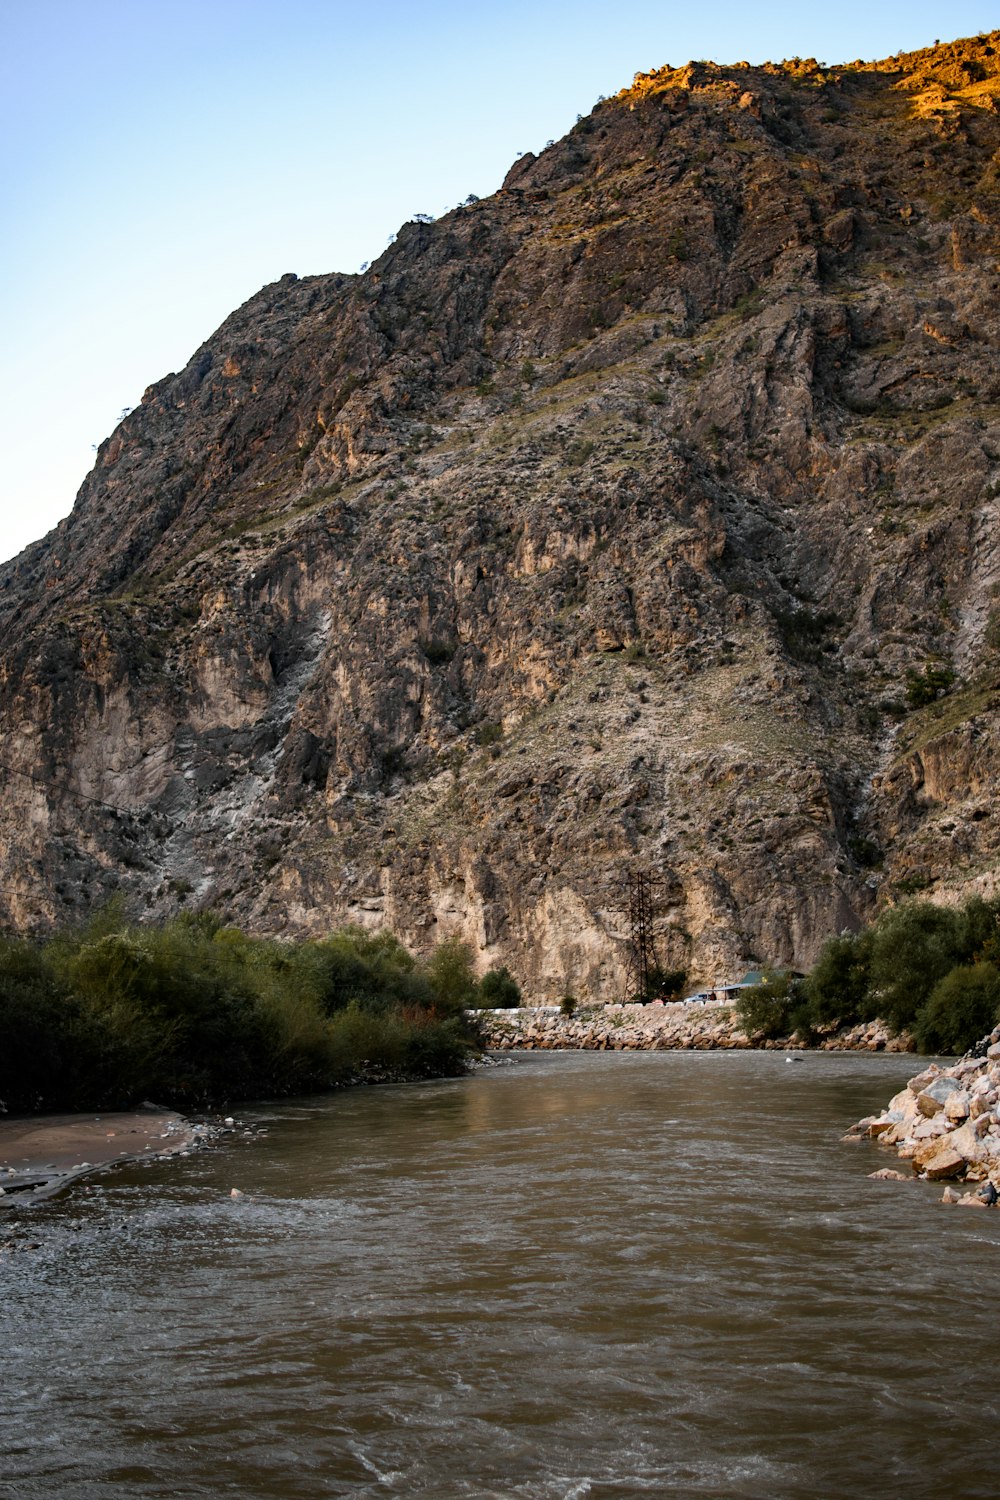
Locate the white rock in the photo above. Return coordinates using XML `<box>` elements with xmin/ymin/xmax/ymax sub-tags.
<box><xmin>944</xmin><ymin>1091</ymin><xmax>971</xmax><ymax>1122</ymax></box>
<box><xmin>918</xmin><ymin>1078</ymin><xmax>962</xmax><ymax>1117</ymax></box>
<box><xmin>230</xmin><ymin>1188</ymin><xmax>243</xmax><ymax>1198</ymax></box>
<box><xmin>945</xmin><ymin>1122</ymin><xmax>985</xmax><ymax>1164</ymax></box>
<box><xmin>912</xmin><ymin>1115</ymin><xmax>953</xmax><ymax>1141</ymax></box>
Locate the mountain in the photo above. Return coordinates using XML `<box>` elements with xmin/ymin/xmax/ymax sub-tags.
<box><xmin>3</xmin><ymin>32</ymin><xmax>1000</xmax><ymax>997</ymax></box>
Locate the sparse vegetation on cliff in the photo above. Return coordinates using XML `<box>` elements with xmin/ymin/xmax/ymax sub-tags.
<box><xmin>0</xmin><ymin>911</ymin><xmax>483</xmax><ymax>1114</ymax></box>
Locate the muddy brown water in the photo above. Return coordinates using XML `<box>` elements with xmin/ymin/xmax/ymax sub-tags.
<box><xmin>2</xmin><ymin>1051</ymin><xmax>998</xmax><ymax>1499</ymax></box>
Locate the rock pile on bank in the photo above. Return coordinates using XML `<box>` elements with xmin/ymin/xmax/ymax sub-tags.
<box><xmin>850</xmin><ymin>1026</ymin><xmax>1000</xmax><ymax>1205</ymax></box>
<box><xmin>475</xmin><ymin>1003</ymin><xmax>904</xmax><ymax>1052</ymax></box>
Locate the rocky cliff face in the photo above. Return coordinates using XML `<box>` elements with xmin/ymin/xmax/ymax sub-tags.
<box><xmin>3</xmin><ymin>33</ymin><xmax>1000</xmax><ymax>996</ymax></box>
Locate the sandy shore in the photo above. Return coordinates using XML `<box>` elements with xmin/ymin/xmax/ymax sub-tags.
<box><xmin>0</xmin><ymin>1108</ymin><xmax>207</xmax><ymax>1205</ymax></box>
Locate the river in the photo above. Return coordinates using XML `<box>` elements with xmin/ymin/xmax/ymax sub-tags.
<box><xmin>2</xmin><ymin>1051</ymin><xmax>998</xmax><ymax>1499</ymax></box>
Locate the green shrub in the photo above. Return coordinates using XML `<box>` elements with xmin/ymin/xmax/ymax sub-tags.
<box><xmin>0</xmin><ymin>937</ymin><xmax>84</xmax><ymax>1112</ymax></box>
<box><xmin>912</xmin><ymin>964</ymin><xmax>1000</xmax><ymax>1055</ymax></box>
<box><xmin>566</xmin><ymin>439</ymin><xmax>594</xmax><ymax>467</ymax></box>
<box><xmin>311</xmin><ymin>926</ymin><xmax>432</xmax><ymax>1016</ymax></box>
<box><xmin>904</xmin><ymin>662</ymin><xmax>955</xmax><ymax>708</ymax></box>
<box><xmin>802</xmin><ymin>931</ymin><xmax>872</xmax><ymax>1027</ymax></box>
<box><xmin>0</xmin><ymin>913</ymin><xmax>475</xmax><ymax>1112</ymax></box>
<box><xmin>799</xmin><ymin>894</ymin><xmax>1000</xmax><ymax>1051</ymax></box>
<box><xmin>866</xmin><ymin>901</ymin><xmax>965</xmax><ymax>1032</ymax></box>
<box><xmin>648</xmin><ymin>966</ymin><xmax>686</xmax><ymax>1001</ymax></box>
<box><xmin>560</xmin><ymin>994</ymin><xmax>577</xmax><ymax>1017</ymax></box>
<box><xmin>476</xmin><ymin>965</ymin><xmax>521</xmax><ymax>1008</ymax></box>
<box><xmin>426</xmin><ymin>935</ymin><xmax>479</xmax><ymax>1014</ymax></box>
<box><xmin>736</xmin><ymin>977</ymin><xmax>795</xmax><ymax>1039</ymax></box>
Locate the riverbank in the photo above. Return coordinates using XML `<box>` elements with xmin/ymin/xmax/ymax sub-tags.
<box><xmin>849</xmin><ymin>1024</ymin><xmax>1000</xmax><ymax>1204</ymax></box>
<box><xmin>476</xmin><ymin>1001</ymin><xmax>911</xmax><ymax>1052</ymax></box>
<box><xmin>0</xmin><ymin>1107</ymin><xmax>212</xmax><ymax>1206</ymax></box>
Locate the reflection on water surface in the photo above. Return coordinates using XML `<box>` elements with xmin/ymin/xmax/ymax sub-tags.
<box><xmin>2</xmin><ymin>1051</ymin><xmax>998</xmax><ymax>1498</ymax></box>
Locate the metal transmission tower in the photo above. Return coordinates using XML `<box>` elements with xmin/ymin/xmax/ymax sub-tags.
<box><xmin>623</xmin><ymin>871</ymin><xmax>663</xmax><ymax>1003</ymax></box>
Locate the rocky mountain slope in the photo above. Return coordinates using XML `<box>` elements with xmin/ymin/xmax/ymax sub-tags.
<box><xmin>3</xmin><ymin>32</ymin><xmax>1000</xmax><ymax>997</ymax></box>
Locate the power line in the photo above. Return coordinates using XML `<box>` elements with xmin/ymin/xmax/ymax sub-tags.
<box><xmin>0</xmin><ymin>762</ymin><xmax>147</xmax><ymax>819</ymax></box>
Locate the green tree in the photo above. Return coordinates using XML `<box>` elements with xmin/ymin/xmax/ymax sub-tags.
<box><xmin>0</xmin><ymin>937</ymin><xmax>83</xmax><ymax>1111</ymax></box>
<box><xmin>2</xmin><ymin>909</ymin><xmax>476</xmax><ymax>1111</ymax></box>
<box><xmin>912</xmin><ymin>963</ymin><xmax>1000</xmax><ymax>1055</ymax></box>
<box><xmin>475</xmin><ymin>965</ymin><xmax>521</xmax><ymax>1008</ymax></box>
<box><xmin>426</xmin><ymin>935</ymin><xmax>479</xmax><ymax>1014</ymax></box>
<box><xmin>735</xmin><ymin>974</ymin><xmax>796</xmax><ymax>1040</ymax></box>
<box><xmin>802</xmin><ymin>930</ymin><xmax>872</xmax><ymax>1027</ymax></box>
<box><xmin>648</xmin><ymin>965</ymin><xmax>687</xmax><ymax>1001</ymax></box>
<box><xmin>867</xmin><ymin>901</ymin><xmax>966</xmax><ymax>1031</ymax></box>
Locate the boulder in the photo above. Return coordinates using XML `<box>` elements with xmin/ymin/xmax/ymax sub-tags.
<box><xmin>944</xmin><ymin>1090</ymin><xmax>971</xmax><ymax>1122</ymax></box>
<box><xmin>943</xmin><ymin>1122</ymin><xmax>985</xmax><ymax>1164</ymax></box>
<box><xmin>916</xmin><ymin>1144</ymin><xmax>967</xmax><ymax>1180</ymax></box>
<box><xmin>911</xmin><ymin>1114</ymin><xmax>953</xmax><ymax>1141</ymax></box>
<box><xmin>917</xmin><ymin>1077</ymin><xmax>963</xmax><ymax>1116</ymax></box>
<box><xmin>888</xmin><ymin>1088</ymin><xmax>922</xmax><ymax>1123</ymax></box>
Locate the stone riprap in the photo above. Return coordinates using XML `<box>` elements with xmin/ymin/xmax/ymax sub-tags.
<box><xmin>475</xmin><ymin>1002</ymin><xmax>905</xmax><ymax>1052</ymax></box>
<box><xmin>849</xmin><ymin>1025</ymin><xmax>1000</xmax><ymax>1205</ymax></box>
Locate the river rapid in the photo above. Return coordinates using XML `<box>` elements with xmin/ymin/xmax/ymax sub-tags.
<box><xmin>2</xmin><ymin>1051</ymin><xmax>998</xmax><ymax>1499</ymax></box>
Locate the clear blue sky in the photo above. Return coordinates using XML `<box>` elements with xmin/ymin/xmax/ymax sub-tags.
<box><xmin>1</xmin><ymin>0</ymin><xmax>994</xmax><ymax>565</ymax></box>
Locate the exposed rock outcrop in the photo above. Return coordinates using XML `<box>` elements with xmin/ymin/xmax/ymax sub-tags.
<box><xmin>3</xmin><ymin>34</ymin><xmax>1000</xmax><ymax>996</ymax></box>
